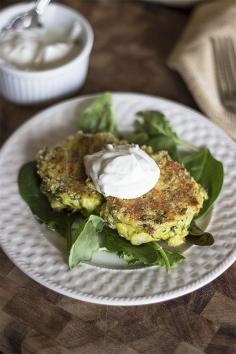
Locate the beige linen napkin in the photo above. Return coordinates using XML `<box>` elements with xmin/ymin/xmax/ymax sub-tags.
<box><xmin>168</xmin><ymin>0</ymin><xmax>236</xmax><ymax>140</ymax></box>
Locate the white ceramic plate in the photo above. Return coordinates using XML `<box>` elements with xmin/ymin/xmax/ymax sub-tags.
<box><xmin>0</xmin><ymin>93</ymin><xmax>235</xmax><ymax>305</ymax></box>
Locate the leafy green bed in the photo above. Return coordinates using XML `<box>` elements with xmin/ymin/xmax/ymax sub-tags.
<box><xmin>18</xmin><ymin>93</ymin><xmax>224</xmax><ymax>272</ymax></box>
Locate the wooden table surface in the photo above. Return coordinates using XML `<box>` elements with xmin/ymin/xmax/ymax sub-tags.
<box><xmin>0</xmin><ymin>1</ymin><xmax>235</xmax><ymax>353</ymax></box>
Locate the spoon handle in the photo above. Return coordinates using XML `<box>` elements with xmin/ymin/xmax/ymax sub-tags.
<box><xmin>35</xmin><ymin>0</ymin><xmax>52</xmax><ymax>15</ymax></box>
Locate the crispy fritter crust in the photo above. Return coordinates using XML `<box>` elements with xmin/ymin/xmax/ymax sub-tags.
<box><xmin>101</xmin><ymin>150</ymin><xmax>207</xmax><ymax>245</ymax></box>
<box><xmin>104</xmin><ymin>151</ymin><xmax>203</xmax><ymax>223</ymax></box>
<box><xmin>37</xmin><ymin>132</ymin><xmax>118</xmax><ymax>213</ymax></box>
<box><xmin>37</xmin><ymin>133</ymin><xmax>207</xmax><ymax>246</ymax></box>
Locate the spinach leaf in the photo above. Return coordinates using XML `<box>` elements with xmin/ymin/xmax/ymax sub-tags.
<box><xmin>182</xmin><ymin>148</ymin><xmax>224</xmax><ymax>218</ymax></box>
<box><xmin>135</xmin><ymin>111</ymin><xmax>197</xmax><ymax>151</ymax></box>
<box><xmin>77</xmin><ymin>92</ymin><xmax>118</xmax><ymax>136</ymax></box>
<box><xmin>124</xmin><ymin>132</ymin><xmax>149</xmax><ymax>146</ymax></box>
<box><xmin>18</xmin><ymin>163</ymin><xmax>183</xmax><ymax>272</ymax></box>
<box><xmin>68</xmin><ymin>219</ymin><xmax>184</xmax><ymax>271</ymax></box>
<box><xmin>101</xmin><ymin>226</ymin><xmax>184</xmax><ymax>271</ymax></box>
<box><xmin>186</xmin><ymin>223</ymin><xmax>214</xmax><ymax>246</ymax></box>
<box><xmin>18</xmin><ymin>161</ymin><xmax>78</xmax><ymax>239</ymax></box>
<box><xmin>125</xmin><ymin>131</ymin><xmax>180</xmax><ymax>161</ymax></box>
<box><xmin>148</xmin><ymin>135</ymin><xmax>180</xmax><ymax>162</ymax></box>
<box><xmin>68</xmin><ymin>215</ymin><xmax>104</xmax><ymax>269</ymax></box>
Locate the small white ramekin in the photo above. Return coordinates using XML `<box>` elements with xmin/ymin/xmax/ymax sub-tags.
<box><xmin>0</xmin><ymin>3</ymin><xmax>94</xmax><ymax>105</ymax></box>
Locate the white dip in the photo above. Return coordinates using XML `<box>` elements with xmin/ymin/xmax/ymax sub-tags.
<box><xmin>84</xmin><ymin>144</ymin><xmax>160</xmax><ymax>199</ymax></box>
<box><xmin>0</xmin><ymin>22</ymin><xmax>82</xmax><ymax>70</ymax></box>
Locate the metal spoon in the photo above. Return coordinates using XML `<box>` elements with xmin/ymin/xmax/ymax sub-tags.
<box><xmin>0</xmin><ymin>0</ymin><xmax>52</xmax><ymax>38</ymax></box>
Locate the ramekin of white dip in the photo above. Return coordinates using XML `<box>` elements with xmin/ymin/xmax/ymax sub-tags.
<box><xmin>0</xmin><ymin>2</ymin><xmax>94</xmax><ymax>105</ymax></box>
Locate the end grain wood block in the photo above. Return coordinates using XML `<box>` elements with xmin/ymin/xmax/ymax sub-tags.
<box><xmin>207</xmin><ymin>325</ymin><xmax>236</xmax><ymax>353</ymax></box>
<box><xmin>58</xmin><ymin>297</ymin><xmax>106</xmax><ymax>321</ymax></box>
<box><xmin>205</xmin><ymin>343</ymin><xmax>236</xmax><ymax>354</ymax></box>
<box><xmin>187</xmin><ymin>287</ymin><xmax>216</xmax><ymax>314</ymax></box>
<box><xmin>22</xmin><ymin>330</ymin><xmax>71</xmax><ymax>354</ymax></box>
<box><xmin>0</xmin><ymin>250</ymin><xmax>14</xmax><ymax>276</ymax></box>
<box><xmin>57</xmin><ymin>316</ymin><xmax>103</xmax><ymax>349</ymax></box>
<box><xmin>201</xmin><ymin>292</ymin><xmax>236</xmax><ymax>326</ymax></box>
<box><xmin>128</xmin><ymin>329</ymin><xmax>180</xmax><ymax>354</ymax></box>
<box><xmin>63</xmin><ymin>336</ymin><xmax>139</xmax><ymax>354</ymax></box>
<box><xmin>0</xmin><ymin>311</ymin><xmax>18</xmax><ymax>354</ymax></box>
<box><xmin>6</xmin><ymin>267</ymin><xmax>30</xmax><ymax>287</ymax></box>
<box><xmin>4</xmin><ymin>319</ymin><xmax>30</xmax><ymax>354</ymax></box>
<box><xmin>27</xmin><ymin>281</ymin><xmax>62</xmax><ymax>305</ymax></box>
<box><xmin>108</xmin><ymin>305</ymin><xmax>218</xmax><ymax>351</ymax></box>
<box><xmin>212</xmin><ymin>264</ymin><xmax>236</xmax><ymax>301</ymax></box>
<box><xmin>0</xmin><ymin>275</ymin><xmax>18</xmax><ymax>309</ymax></box>
<box><xmin>211</xmin><ymin>326</ymin><xmax>236</xmax><ymax>348</ymax></box>
<box><xmin>106</xmin><ymin>313</ymin><xmax>155</xmax><ymax>342</ymax></box>
<box><xmin>163</xmin><ymin>306</ymin><xmax>219</xmax><ymax>350</ymax></box>
<box><xmin>3</xmin><ymin>288</ymin><xmax>71</xmax><ymax>338</ymax></box>
<box><xmin>174</xmin><ymin>341</ymin><xmax>205</xmax><ymax>354</ymax></box>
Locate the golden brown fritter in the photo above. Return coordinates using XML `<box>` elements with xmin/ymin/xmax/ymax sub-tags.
<box><xmin>37</xmin><ymin>132</ymin><xmax>207</xmax><ymax>246</ymax></box>
<box><xmin>101</xmin><ymin>150</ymin><xmax>207</xmax><ymax>246</ymax></box>
<box><xmin>37</xmin><ymin>132</ymin><xmax>118</xmax><ymax>213</ymax></box>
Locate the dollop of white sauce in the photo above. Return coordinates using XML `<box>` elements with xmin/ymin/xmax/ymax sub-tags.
<box><xmin>0</xmin><ymin>22</ymin><xmax>82</xmax><ymax>70</ymax></box>
<box><xmin>84</xmin><ymin>144</ymin><xmax>160</xmax><ymax>199</ymax></box>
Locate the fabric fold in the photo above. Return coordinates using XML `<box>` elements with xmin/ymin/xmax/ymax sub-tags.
<box><xmin>168</xmin><ymin>0</ymin><xmax>236</xmax><ymax>140</ymax></box>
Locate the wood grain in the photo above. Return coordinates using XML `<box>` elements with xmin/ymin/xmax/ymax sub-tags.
<box><xmin>0</xmin><ymin>1</ymin><xmax>235</xmax><ymax>353</ymax></box>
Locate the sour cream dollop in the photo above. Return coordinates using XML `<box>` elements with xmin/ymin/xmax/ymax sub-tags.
<box><xmin>0</xmin><ymin>22</ymin><xmax>82</xmax><ymax>71</ymax></box>
<box><xmin>84</xmin><ymin>144</ymin><xmax>160</xmax><ymax>199</ymax></box>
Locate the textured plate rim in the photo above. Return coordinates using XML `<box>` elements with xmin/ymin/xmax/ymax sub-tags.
<box><xmin>3</xmin><ymin>243</ymin><xmax>235</xmax><ymax>306</ymax></box>
<box><xmin>0</xmin><ymin>92</ymin><xmax>235</xmax><ymax>306</ymax></box>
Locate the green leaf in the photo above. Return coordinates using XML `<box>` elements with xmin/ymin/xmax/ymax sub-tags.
<box><xmin>68</xmin><ymin>215</ymin><xmax>105</xmax><ymax>269</ymax></box>
<box><xmin>77</xmin><ymin>93</ymin><xmax>118</xmax><ymax>136</ymax></box>
<box><xmin>123</xmin><ymin>132</ymin><xmax>149</xmax><ymax>146</ymax></box>
<box><xmin>148</xmin><ymin>135</ymin><xmax>180</xmax><ymax>161</ymax></box>
<box><xmin>182</xmin><ymin>148</ymin><xmax>224</xmax><ymax>217</ymax></box>
<box><xmin>18</xmin><ymin>162</ymin><xmax>184</xmax><ymax>272</ymax></box>
<box><xmin>186</xmin><ymin>223</ymin><xmax>214</xmax><ymax>246</ymax></box>
<box><xmin>68</xmin><ymin>219</ymin><xmax>184</xmax><ymax>271</ymax></box>
<box><xmin>136</xmin><ymin>111</ymin><xmax>197</xmax><ymax>151</ymax></box>
<box><xmin>101</xmin><ymin>226</ymin><xmax>184</xmax><ymax>270</ymax></box>
<box><xmin>125</xmin><ymin>131</ymin><xmax>180</xmax><ymax>161</ymax></box>
<box><xmin>18</xmin><ymin>161</ymin><xmax>77</xmax><ymax>239</ymax></box>
<box><xmin>151</xmin><ymin>242</ymin><xmax>171</xmax><ymax>272</ymax></box>
<box><xmin>163</xmin><ymin>249</ymin><xmax>186</xmax><ymax>266</ymax></box>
